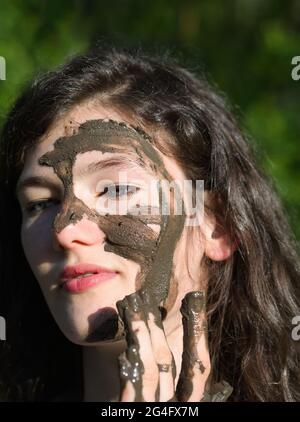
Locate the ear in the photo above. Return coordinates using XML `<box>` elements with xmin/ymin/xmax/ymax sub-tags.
<box><xmin>201</xmin><ymin>202</ymin><xmax>237</xmax><ymax>262</ymax></box>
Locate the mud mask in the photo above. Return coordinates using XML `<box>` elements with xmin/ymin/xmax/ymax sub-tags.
<box><xmin>39</xmin><ymin>119</ymin><xmax>186</xmax><ymax>342</ymax></box>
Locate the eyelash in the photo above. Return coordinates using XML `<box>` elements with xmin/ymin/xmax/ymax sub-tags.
<box><xmin>25</xmin><ymin>199</ymin><xmax>59</xmax><ymax>215</ymax></box>
<box><xmin>96</xmin><ymin>184</ymin><xmax>140</xmax><ymax>199</ymax></box>
<box><xmin>24</xmin><ymin>185</ymin><xmax>139</xmax><ymax>216</ymax></box>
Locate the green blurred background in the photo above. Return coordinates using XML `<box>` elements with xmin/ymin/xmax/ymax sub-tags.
<box><xmin>0</xmin><ymin>0</ymin><xmax>300</xmax><ymax>240</ymax></box>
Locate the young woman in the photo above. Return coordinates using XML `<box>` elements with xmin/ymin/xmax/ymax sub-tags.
<box><xmin>0</xmin><ymin>45</ymin><xmax>299</xmax><ymax>402</ymax></box>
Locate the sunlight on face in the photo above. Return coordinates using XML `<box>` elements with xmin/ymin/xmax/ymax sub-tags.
<box><xmin>16</xmin><ymin>101</ymin><xmax>205</xmax><ymax>345</ymax></box>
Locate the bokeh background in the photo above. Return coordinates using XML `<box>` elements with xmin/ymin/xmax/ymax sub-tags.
<box><xmin>0</xmin><ymin>0</ymin><xmax>300</xmax><ymax>240</ymax></box>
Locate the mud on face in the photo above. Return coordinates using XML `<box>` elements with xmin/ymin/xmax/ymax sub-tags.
<box><xmin>39</xmin><ymin>119</ymin><xmax>186</xmax><ymax>342</ymax></box>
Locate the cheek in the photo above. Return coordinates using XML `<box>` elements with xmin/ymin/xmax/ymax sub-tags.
<box><xmin>171</xmin><ymin>229</ymin><xmax>205</xmax><ymax>310</ymax></box>
<box><xmin>21</xmin><ymin>216</ymin><xmax>54</xmax><ymax>279</ymax></box>
<box><xmin>21</xmin><ymin>225</ymin><xmax>39</xmax><ymax>267</ymax></box>
<box><xmin>175</xmin><ymin>228</ymin><xmax>203</xmax><ymax>272</ymax></box>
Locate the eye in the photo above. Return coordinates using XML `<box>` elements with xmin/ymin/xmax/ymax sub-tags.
<box><xmin>97</xmin><ymin>185</ymin><xmax>140</xmax><ymax>199</ymax></box>
<box><xmin>24</xmin><ymin>199</ymin><xmax>59</xmax><ymax>216</ymax></box>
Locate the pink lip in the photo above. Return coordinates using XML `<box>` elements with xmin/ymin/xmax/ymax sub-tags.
<box><xmin>60</xmin><ymin>263</ymin><xmax>117</xmax><ymax>293</ymax></box>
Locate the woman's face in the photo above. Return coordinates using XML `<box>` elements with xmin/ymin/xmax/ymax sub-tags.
<box><xmin>16</xmin><ymin>101</ymin><xmax>205</xmax><ymax>345</ymax></box>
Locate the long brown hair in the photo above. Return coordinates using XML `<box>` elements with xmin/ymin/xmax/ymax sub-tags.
<box><xmin>0</xmin><ymin>45</ymin><xmax>299</xmax><ymax>401</ymax></box>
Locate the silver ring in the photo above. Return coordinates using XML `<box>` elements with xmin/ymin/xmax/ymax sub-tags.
<box><xmin>158</xmin><ymin>363</ymin><xmax>172</xmax><ymax>373</ymax></box>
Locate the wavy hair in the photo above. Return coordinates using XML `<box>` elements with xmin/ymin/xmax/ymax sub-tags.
<box><xmin>0</xmin><ymin>45</ymin><xmax>299</xmax><ymax>401</ymax></box>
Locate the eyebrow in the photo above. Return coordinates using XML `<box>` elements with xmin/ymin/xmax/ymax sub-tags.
<box><xmin>16</xmin><ymin>155</ymin><xmax>152</xmax><ymax>197</ymax></box>
<box><xmin>16</xmin><ymin>176</ymin><xmax>62</xmax><ymax>198</ymax></box>
<box><xmin>76</xmin><ymin>154</ymin><xmax>149</xmax><ymax>178</ymax></box>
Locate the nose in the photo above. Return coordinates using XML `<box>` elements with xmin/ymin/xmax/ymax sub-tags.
<box><xmin>53</xmin><ymin>216</ymin><xmax>106</xmax><ymax>251</ymax></box>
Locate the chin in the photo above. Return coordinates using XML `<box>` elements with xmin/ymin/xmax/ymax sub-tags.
<box><xmin>64</xmin><ymin>329</ymin><xmax>126</xmax><ymax>346</ymax></box>
<box><xmin>57</xmin><ymin>324</ymin><xmax>88</xmax><ymax>345</ymax></box>
<box><xmin>58</xmin><ymin>314</ymin><xmax>125</xmax><ymax>345</ymax></box>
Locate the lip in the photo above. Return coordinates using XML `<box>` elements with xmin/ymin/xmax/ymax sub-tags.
<box><xmin>60</xmin><ymin>263</ymin><xmax>118</xmax><ymax>293</ymax></box>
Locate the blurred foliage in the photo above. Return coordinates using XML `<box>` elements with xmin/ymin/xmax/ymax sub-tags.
<box><xmin>0</xmin><ymin>0</ymin><xmax>300</xmax><ymax>240</ymax></box>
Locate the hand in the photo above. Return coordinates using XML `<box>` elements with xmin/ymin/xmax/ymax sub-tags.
<box><xmin>116</xmin><ymin>289</ymin><xmax>233</xmax><ymax>402</ymax></box>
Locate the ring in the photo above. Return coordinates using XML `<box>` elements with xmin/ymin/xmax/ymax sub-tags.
<box><xmin>158</xmin><ymin>363</ymin><xmax>172</xmax><ymax>373</ymax></box>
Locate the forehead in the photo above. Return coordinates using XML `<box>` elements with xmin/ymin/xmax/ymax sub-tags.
<box><xmin>19</xmin><ymin>102</ymin><xmax>187</xmax><ymax>182</ymax></box>
<box><xmin>22</xmin><ymin>104</ymin><xmax>138</xmax><ymax>169</ymax></box>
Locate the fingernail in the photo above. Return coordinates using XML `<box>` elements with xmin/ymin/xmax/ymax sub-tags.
<box><xmin>127</xmin><ymin>292</ymin><xmax>143</xmax><ymax>313</ymax></box>
<box><xmin>181</xmin><ymin>291</ymin><xmax>206</xmax><ymax>317</ymax></box>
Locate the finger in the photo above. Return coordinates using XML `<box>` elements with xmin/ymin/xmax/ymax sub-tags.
<box><xmin>201</xmin><ymin>381</ymin><xmax>233</xmax><ymax>402</ymax></box>
<box><xmin>133</xmin><ymin>318</ymin><xmax>159</xmax><ymax>401</ymax></box>
<box><xmin>117</xmin><ymin>295</ymin><xmax>144</xmax><ymax>401</ymax></box>
<box><xmin>127</xmin><ymin>292</ymin><xmax>159</xmax><ymax>401</ymax></box>
<box><xmin>118</xmin><ymin>351</ymin><xmax>136</xmax><ymax>402</ymax></box>
<box><xmin>120</xmin><ymin>381</ymin><xmax>136</xmax><ymax>402</ymax></box>
<box><xmin>117</xmin><ymin>292</ymin><xmax>159</xmax><ymax>401</ymax></box>
<box><xmin>139</xmin><ymin>289</ymin><xmax>176</xmax><ymax>402</ymax></box>
<box><xmin>176</xmin><ymin>291</ymin><xmax>211</xmax><ymax>402</ymax></box>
